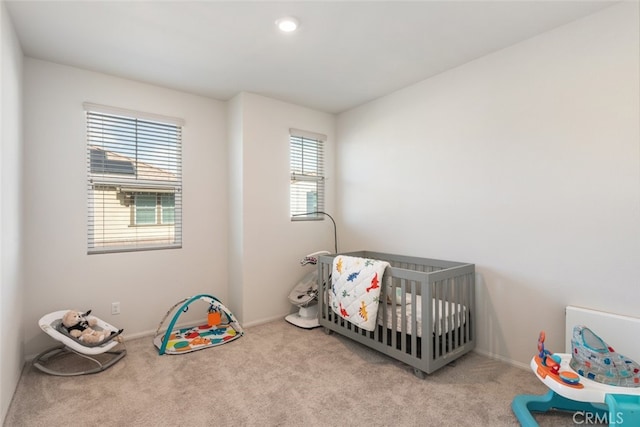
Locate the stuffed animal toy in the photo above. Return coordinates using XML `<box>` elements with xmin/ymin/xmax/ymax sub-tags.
<box><xmin>61</xmin><ymin>309</ymin><xmax>113</xmax><ymax>344</ymax></box>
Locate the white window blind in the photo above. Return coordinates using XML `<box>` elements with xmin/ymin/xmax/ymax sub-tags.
<box><xmin>290</xmin><ymin>129</ymin><xmax>325</xmax><ymax>220</ymax></box>
<box><xmin>86</xmin><ymin>105</ymin><xmax>183</xmax><ymax>253</ymax></box>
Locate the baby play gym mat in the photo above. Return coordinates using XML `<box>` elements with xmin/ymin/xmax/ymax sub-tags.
<box><xmin>153</xmin><ymin>294</ymin><xmax>243</xmax><ymax>355</ymax></box>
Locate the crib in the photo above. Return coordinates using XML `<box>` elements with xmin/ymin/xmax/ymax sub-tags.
<box><xmin>317</xmin><ymin>251</ymin><xmax>475</xmax><ymax>378</ymax></box>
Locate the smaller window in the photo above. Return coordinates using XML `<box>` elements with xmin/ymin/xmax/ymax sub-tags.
<box><xmin>290</xmin><ymin>128</ymin><xmax>326</xmax><ymax>220</ymax></box>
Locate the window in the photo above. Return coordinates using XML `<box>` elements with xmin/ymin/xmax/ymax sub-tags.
<box><xmin>86</xmin><ymin>103</ymin><xmax>183</xmax><ymax>253</ymax></box>
<box><xmin>135</xmin><ymin>194</ymin><xmax>157</xmax><ymax>225</ymax></box>
<box><xmin>161</xmin><ymin>194</ymin><xmax>175</xmax><ymax>224</ymax></box>
<box><xmin>133</xmin><ymin>193</ymin><xmax>175</xmax><ymax>225</ymax></box>
<box><xmin>290</xmin><ymin>128</ymin><xmax>326</xmax><ymax>220</ymax></box>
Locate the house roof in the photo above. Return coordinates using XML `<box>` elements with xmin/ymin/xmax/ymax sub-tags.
<box><xmin>89</xmin><ymin>146</ymin><xmax>178</xmax><ymax>183</ymax></box>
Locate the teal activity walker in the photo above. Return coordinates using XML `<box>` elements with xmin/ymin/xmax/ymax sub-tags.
<box><xmin>512</xmin><ymin>329</ymin><xmax>640</xmax><ymax>426</ymax></box>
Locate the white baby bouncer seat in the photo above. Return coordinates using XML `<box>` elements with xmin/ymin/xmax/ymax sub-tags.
<box><xmin>33</xmin><ymin>310</ymin><xmax>126</xmax><ymax>376</ymax></box>
<box><xmin>285</xmin><ymin>251</ymin><xmax>330</xmax><ymax>329</ymax></box>
<box><xmin>285</xmin><ymin>269</ymin><xmax>320</xmax><ymax>328</ymax></box>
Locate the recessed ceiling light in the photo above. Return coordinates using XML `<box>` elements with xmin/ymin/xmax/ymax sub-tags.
<box><xmin>276</xmin><ymin>16</ymin><xmax>299</xmax><ymax>33</ymax></box>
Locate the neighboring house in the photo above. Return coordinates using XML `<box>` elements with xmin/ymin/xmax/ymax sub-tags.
<box><xmin>88</xmin><ymin>146</ymin><xmax>179</xmax><ymax>250</ymax></box>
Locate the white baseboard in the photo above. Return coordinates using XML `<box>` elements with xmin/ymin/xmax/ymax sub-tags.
<box><xmin>27</xmin><ymin>313</ymin><xmax>292</xmax><ymax>361</ymax></box>
<box><xmin>242</xmin><ymin>313</ymin><xmax>288</xmax><ymax>328</ymax></box>
<box><xmin>473</xmin><ymin>348</ymin><xmax>530</xmax><ymax>371</ymax></box>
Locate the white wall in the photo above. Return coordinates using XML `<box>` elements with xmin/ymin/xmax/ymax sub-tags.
<box><xmin>227</xmin><ymin>93</ymin><xmax>245</xmax><ymax>321</ymax></box>
<box><xmin>336</xmin><ymin>3</ymin><xmax>640</xmax><ymax>367</ymax></box>
<box><xmin>229</xmin><ymin>92</ymin><xmax>335</xmax><ymax>326</ymax></box>
<box><xmin>22</xmin><ymin>59</ymin><xmax>229</xmax><ymax>356</ymax></box>
<box><xmin>1</xmin><ymin>1</ymin><xmax>24</xmax><ymax>423</ymax></box>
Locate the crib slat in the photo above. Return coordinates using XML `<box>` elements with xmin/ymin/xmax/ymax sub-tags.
<box><xmin>408</xmin><ymin>280</ymin><xmax>416</xmax><ymax>358</ymax></box>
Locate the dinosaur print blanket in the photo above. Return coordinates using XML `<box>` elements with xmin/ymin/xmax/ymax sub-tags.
<box><xmin>331</xmin><ymin>255</ymin><xmax>390</xmax><ymax>331</ymax></box>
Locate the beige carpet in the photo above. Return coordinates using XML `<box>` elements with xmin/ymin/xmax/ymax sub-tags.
<box><xmin>6</xmin><ymin>320</ymin><xmax>579</xmax><ymax>426</ymax></box>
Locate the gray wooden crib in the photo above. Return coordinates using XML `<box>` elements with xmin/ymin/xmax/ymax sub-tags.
<box><xmin>317</xmin><ymin>251</ymin><xmax>475</xmax><ymax>378</ymax></box>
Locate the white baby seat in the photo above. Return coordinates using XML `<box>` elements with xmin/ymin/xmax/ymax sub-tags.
<box><xmin>33</xmin><ymin>310</ymin><xmax>126</xmax><ymax>376</ymax></box>
<box><xmin>285</xmin><ymin>251</ymin><xmax>330</xmax><ymax>329</ymax></box>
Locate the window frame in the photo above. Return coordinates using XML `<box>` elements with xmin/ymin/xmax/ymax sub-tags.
<box><xmin>289</xmin><ymin>128</ymin><xmax>326</xmax><ymax>221</ymax></box>
<box><xmin>85</xmin><ymin>103</ymin><xmax>183</xmax><ymax>254</ymax></box>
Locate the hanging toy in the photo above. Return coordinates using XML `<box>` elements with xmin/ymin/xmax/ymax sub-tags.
<box><xmin>536</xmin><ymin>331</ymin><xmax>580</xmax><ymax>385</ymax></box>
<box><xmin>208</xmin><ymin>304</ymin><xmax>221</xmax><ymax>327</ymax></box>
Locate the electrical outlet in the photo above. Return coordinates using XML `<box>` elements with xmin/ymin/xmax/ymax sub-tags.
<box><xmin>111</xmin><ymin>302</ymin><xmax>121</xmax><ymax>315</ymax></box>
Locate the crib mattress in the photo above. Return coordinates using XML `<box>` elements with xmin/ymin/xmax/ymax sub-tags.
<box><xmin>378</xmin><ymin>296</ymin><xmax>466</xmax><ymax>338</ymax></box>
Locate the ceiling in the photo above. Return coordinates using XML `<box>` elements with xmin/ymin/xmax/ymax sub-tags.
<box><xmin>5</xmin><ymin>1</ymin><xmax>614</xmax><ymax>114</ymax></box>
